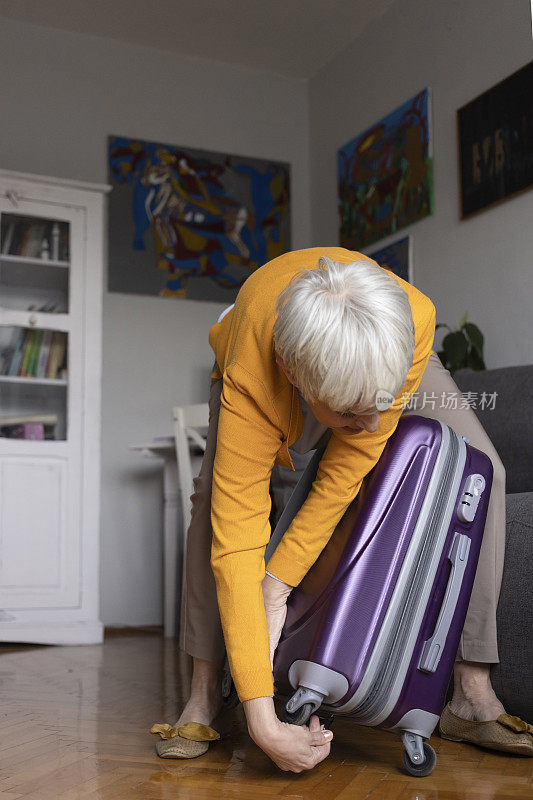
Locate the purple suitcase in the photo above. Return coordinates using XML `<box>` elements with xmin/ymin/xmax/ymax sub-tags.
<box><xmin>269</xmin><ymin>415</ymin><xmax>493</xmax><ymax>776</ymax></box>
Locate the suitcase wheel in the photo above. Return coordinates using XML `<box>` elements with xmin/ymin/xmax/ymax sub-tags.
<box><xmin>402</xmin><ymin>742</ymin><xmax>436</xmax><ymax>777</ymax></box>
<box><xmin>282</xmin><ymin>702</ymin><xmax>314</xmax><ymax>726</ymax></box>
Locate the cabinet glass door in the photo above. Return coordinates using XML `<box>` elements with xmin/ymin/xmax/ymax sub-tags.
<box><xmin>0</xmin><ymin>208</ymin><xmax>73</xmax><ymax>443</ymax></box>
<box><xmin>0</xmin><ymin>326</ymin><xmax>68</xmax><ymax>440</ymax></box>
<box><xmin>0</xmin><ymin>213</ymin><xmax>70</xmax><ymax>313</ymax></box>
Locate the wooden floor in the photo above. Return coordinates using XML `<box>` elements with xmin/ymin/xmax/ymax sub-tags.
<box><xmin>0</xmin><ymin>630</ymin><xmax>531</xmax><ymax>799</ymax></box>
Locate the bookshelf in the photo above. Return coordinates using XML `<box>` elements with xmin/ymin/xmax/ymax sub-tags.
<box><xmin>0</xmin><ymin>375</ymin><xmax>67</xmax><ymax>386</ymax></box>
<box><xmin>0</xmin><ymin>169</ymin><xmax>109</xmax><ymax>644</ymax></box>
<box><xmin>0</xmin><ymin>209</ymin><xmax>70</xmax><ymax>443</ymax></box>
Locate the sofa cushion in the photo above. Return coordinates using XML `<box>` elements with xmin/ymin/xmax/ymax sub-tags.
<box><xmin>453</xmin><ymin>364</ymin><xmax>533</xmax><ymax>494</ymax></box>
<box><xmin>491</xmin><ymin>492</ymin><xmax>533</xmax><ymax>720</ymax></box>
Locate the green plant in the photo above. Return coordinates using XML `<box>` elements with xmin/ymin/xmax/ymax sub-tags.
<box><xmin>436</xmin><ymin>312</ymin><xmax>486</xmax><ymax>374</ymax></box>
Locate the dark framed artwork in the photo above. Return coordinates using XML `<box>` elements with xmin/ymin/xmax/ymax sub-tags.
<box><xmin>366</xmin><ymin>235</ymin><xmax>413</xmax><ymax>284</ymax></box>
<box><xmin>108</xmin><ymin>136</ymin><xmax>291</xmax><ymax>302</ymax></box>
<box><xmin>458</xmin><ymin>60</ymin><xmax>533</xmax><ymax>219</ymax></box>
<box><xmin>338</xmin><ymin>89</ymin><xmax>433</xmax><ymax>250</ymax></box>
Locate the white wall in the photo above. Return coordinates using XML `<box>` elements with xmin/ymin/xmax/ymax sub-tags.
<box><xmin>0</xmin><ymin>17</ymin><xmax>311</xmax><ymax>625</ymax></box>
<box><xmin>2</xmin><ymin>2</ymin><xmax>531</xmax><ymax>627</ymax></box>
<box><xmin>309</xmin><ymin>0</ymin><xmax>533</xmax><ymax>367</ymax></box>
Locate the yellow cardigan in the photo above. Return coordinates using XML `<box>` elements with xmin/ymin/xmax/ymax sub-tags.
<box><xmin>209</xmin><ymin>247</ymin><xmax>436</xmax><ymax>702</ymax></box>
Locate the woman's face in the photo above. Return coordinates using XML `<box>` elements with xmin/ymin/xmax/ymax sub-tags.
<box><xmin>305</xmin><ymin>398</ymin><xmax>380</xmax><ymax>436</ymax></box>
<box><xmin>275</xmin><ymin>355</ymin><xmax>380</xmax><ymax>436</ymax></box>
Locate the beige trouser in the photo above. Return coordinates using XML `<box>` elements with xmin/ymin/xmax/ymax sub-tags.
<box><xmin>179</xmin><ymin>352</ymin><xmax>506</xmax><ymax>664</ymax></box>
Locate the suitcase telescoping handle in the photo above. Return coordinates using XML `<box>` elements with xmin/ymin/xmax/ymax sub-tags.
<box><xmin>418</xmin><ymin>532</ymin><xmax>471</xmax><ymax>674</ymax></box>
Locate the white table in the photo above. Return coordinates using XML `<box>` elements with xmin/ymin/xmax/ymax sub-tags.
<box><xmin>129</xmin><ymin>437</ymin><xmax>203</xmax><ymax>638</ymax></box>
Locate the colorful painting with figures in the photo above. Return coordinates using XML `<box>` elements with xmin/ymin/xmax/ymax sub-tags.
<box><xmin>367</xmin><ymin>235</ymin><xmax>412</xmax><ymax>284</ymax></box>
<box><xmin>108</xmin><ymin>136</ymin><xmax>290</xmax><ymax>302</ymax></box>
<box><xmin>338</xmin><ymin>89</ymin><xmax>433</xmax><ymax>250</ymax></box>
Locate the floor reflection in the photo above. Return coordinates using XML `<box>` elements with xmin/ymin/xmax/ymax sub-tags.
<box><xmin>0</xmin><ymin>631</ymin><xmax>530</xmax><ymax>798</ymax></box>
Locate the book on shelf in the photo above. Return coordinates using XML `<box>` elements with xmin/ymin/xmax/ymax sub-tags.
<box><xmin>18</xmin><ymin>329</ymin><xmax>34</xmax><ymax>376</ymax></box>
<box><xmin>47</xmin><ymin>332</ymin><xmax>67</xmax><ymax>379</ymax></box>
<box><xmin>4</xmin><ymin>221</ymin><xmax>42</xmax><ymax>257</ymax></box>
<box><xmin>19</xmin><ymin>224</ymin><xmax>46</xmax><ymax>258</ymax></box>
<box><xmin>58</xmin><ymin>224</ymin><xmax>70</xmax><ymax>262</ymax></box>
<box><xmin>0</xmin><ymin>423</ymin><xmax>55</xmax><ymax>441</ymax></box>
<box><xmin>0</xmin><ymin>340</ymin><xmax>14</xmax><ymax>373</ymax></box>
<box><xmin>1</xmin><ymin>423</ymin><xmax>44</xmax><ymax>440</ymax></box>
<box><xmin>1</xmin><ymin>216</ymin><xmax>70</xmax><ymax>261</ymax></box>
<box><xmin>28</xmin><ymin>329</ymin><xmax>43</xmax><ymax>377</ymax></box>
<box><xmin>1</xmin><ymin>327</ymin><xmax>67</xmax><ymax>380</ymax></box>
<box><xmin>1</xmin><ymin>221</ymin><xmax>15</xmax><ymax>254</ymax></box>
<box><xmin>36</xmin><ymin>330</ymin><xmax>54</xmax><ymax>378</ymax></box>
<box><xmin>0</xmin><ymin>413</ymin><xmax>58</xmax><ymax>442</ymax></box>
<box><xmin>4</xmin><ymin>327</ymin><xmax>25</xmax><ymax>376</ymax></box>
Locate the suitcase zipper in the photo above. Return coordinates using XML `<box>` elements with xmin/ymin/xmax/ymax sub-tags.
<box><xmin>331</xmin><ymin>422</ymin><xmax>466</xmax><ymax>723</ymax></box>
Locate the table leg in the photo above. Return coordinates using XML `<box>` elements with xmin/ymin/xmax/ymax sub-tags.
<box><xmin>162</xmin><ymin>455</ymin><xmax>180</xmax><ymax>638</ymax></box>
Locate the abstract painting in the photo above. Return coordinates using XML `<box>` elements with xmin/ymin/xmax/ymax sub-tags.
<box><xmin>338</xmin><ymin>89</ymin><xmax>433</xmax><ymax>250</ymax></box>
<box><xmin>367</xmin><ymin>235</ymin><xmax>413</xmax><ymax>284</ymax></box>
<box><xmin>458</xmin><ymin>60</ymin><xmax>533</xmax><ymax>218</ymax></box>
<box><xmin>108</xmin><ymin>136</ymin><xmax>291</xmax><ymax>301</ymax></box>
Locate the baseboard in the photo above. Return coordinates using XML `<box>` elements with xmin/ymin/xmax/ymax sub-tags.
<box><xmin>104</xmin><ymin>625</ymin><xmax>163</xmax><ymax>637</ymax></box>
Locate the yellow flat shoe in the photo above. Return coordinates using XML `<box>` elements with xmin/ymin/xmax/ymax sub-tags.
<box><xmin>439</xmin><ymin>703</ymin><xmax>533</xmax><ymax>756</ymax></box>
<box><xmin>150</xmin><ymin>721</ymin><xmax>220</xmax><ymax>760</ymax></box>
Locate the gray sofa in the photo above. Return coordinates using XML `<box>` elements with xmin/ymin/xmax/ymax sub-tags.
<box><xmin>454</xmin><ymin>364</ymin><xmax>533</xmax><ymax>720</ymax></box>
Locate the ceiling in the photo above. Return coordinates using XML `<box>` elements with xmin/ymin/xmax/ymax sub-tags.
<box><xmin>0</xmin><ymin>0</ymin><xmax>396</xmax><ymax>79</ymax></box>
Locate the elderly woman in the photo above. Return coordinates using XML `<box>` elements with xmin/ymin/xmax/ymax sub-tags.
<box><xmin>151</xmin><ymin>247</ymin><xmax>530</xmax><ymax>770</ymax></box>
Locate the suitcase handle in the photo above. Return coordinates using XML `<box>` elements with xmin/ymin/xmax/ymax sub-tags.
<box><xmin>418</xmin><ymin>532</ymin><xmax>471</xmax><ymax>673</ymax></box>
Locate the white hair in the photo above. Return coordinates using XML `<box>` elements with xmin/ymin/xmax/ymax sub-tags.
<box><xmin>273</xmin><ymin>257</ymin><xmax>415</xmax><ymax>414</ymax></box>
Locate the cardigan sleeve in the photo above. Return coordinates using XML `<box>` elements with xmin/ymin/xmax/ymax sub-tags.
<box><xmin>266</xmin><ymin>303</ymin><xmax>436</xmax><ymax>587</ymax></box>
<box><xmin>210</xmin><ymin>361</ymin><xmax>283</xmax><ymax>702</ymax></box>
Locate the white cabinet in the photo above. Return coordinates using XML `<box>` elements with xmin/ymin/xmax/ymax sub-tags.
<box><xmin>0</xmin><ymin>170</ymin><xmax>108</xmax><ymax>644</ymax></box>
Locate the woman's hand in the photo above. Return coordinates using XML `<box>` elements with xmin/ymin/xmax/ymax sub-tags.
<box><xmin>243</xmin><ymin>696</ymin><xmax>333</xmax><ymax>772</ymax></box>
<box><xmin>262</xmin><ymin>572</ymin><xmax>293</xmax><ymax>667</ymax></box>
